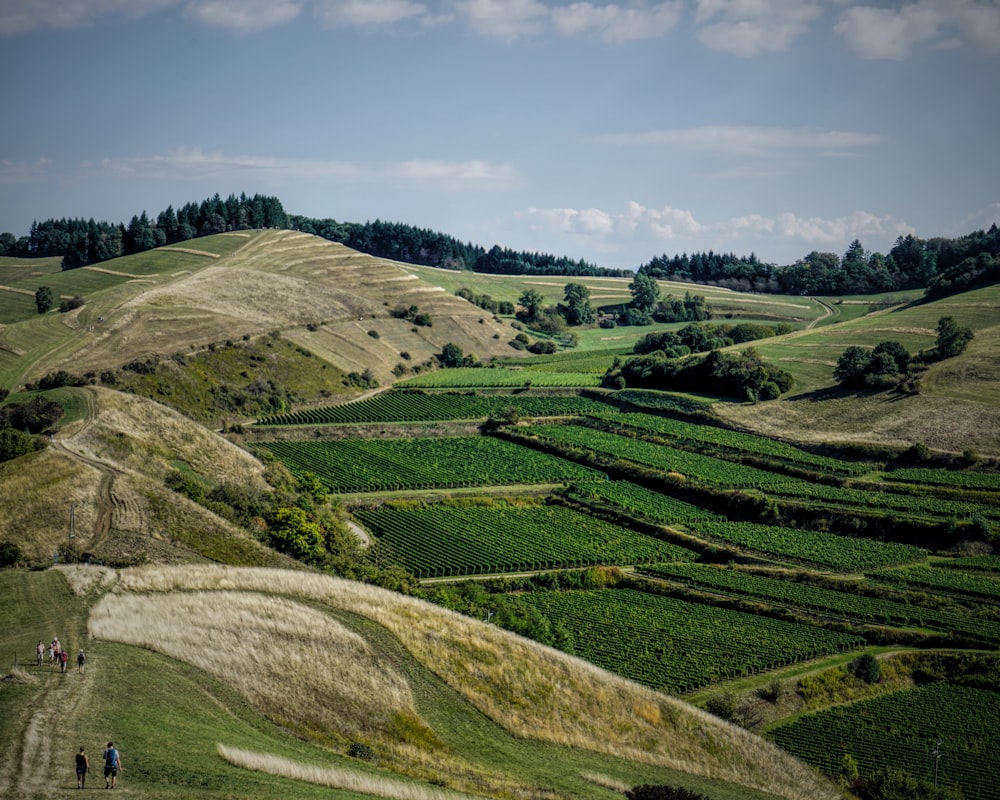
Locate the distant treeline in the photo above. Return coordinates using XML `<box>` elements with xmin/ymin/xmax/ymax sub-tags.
<box><xmin>4</xmin><ymin>194</ymin><xmax>997</xmax><ymax>297</ymax></box>
<box><xmin>0</xmin><ymin>193</ymin><xmax>287</xmax><ymax>269</ymax></box>
<box><xmin>638</xmin><ymin>227</ymin><xmax>1000</xmax><ymax>297</ymax></box>
<box><xmin>288</xmin><ymin>215</ymin><xmax>631</xmax><ymax>278</ymax></box>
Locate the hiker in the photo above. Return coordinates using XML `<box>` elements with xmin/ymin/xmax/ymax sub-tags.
<box><xmin>103</xmin><ymin>742</ymin><xmax>122</xmax><ymax>788</ymax></box>
<box><xmin>76</xmin><ymin>747</ymin><xmax>89</xmax><ymax>789</ymax></box>
<box><xmin>36</xmin><ymin>640</ymin><xmax>45</xmax><ymax>667</ymax></box>
<box><xmin>59</xmin><ymin>648</ymin><xmax>69</xmax><ymax>674</ymax></box>
<box><xmin>77</xmin><ymin>649</ymin><xmax>86</xmax><ymax>673</ymax></box>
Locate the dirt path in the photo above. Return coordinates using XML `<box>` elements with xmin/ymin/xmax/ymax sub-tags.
<box><xmin>0</xmin><ymin>574</ymin><xmax>93</xmax><ymax>799</ymax></box>
<box><xmin>805</xmin><ymin>298</ymin><xmax>835</xmax><ymax>329</ymax></box>
<box><xmin>346</xmin><ymin>520</ymin><xmax>371</xmax><ymax>548</ymax></box>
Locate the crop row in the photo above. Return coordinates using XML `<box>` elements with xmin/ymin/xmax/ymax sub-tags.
<box><xmin>769</xmin><ymin>684</ymin><xmax>1000</xmax><ymax>800</ymax></box>
<box><xmin>256</xmin><ymin>392</ymin><xmax>613</xmax><ymax>426</ymax></box>
<box><xmin>611</xmin><ymin>389</ymin><xmax>712</xmax><ymax>416</ymax></box>
<box><xmin>517</xmin><ymin>588</ymin><xmax>863</xmax><ymax>693</ymax></box>
<box><xmin>584</xmin><ymin>411</ymin><xmax>871</xmax><ymax>476</ymax></box>
<box><xmin>563</xmin><ymin>480</ymin><xmax>724</xmax><ymax>524</ymax></box>
<box><xmin>882</xmin><ymin>467</ymin><xmax>1000</xmax><ymax>492</ymax></box>
<box><xmin>688</xmin><ymin>521</ymin><xmax>926</xmax><ymax>572</ymax></box>
<box><xmin>520</xmin><ymin>424</ymin><xmax>1000</xmax><ymax>522</ymax></box>
<box><xmin>640</xmin><ymin>563</ymin><xmax>1000</xmax><ymax>644</ymax></box>
<box><xmin>257</xmin><ymin>436</ymin><xmax>601</xmax><ymax>493</ymax></box>
<box><xmin>354</xmin><ymin>505</ymin><xmax>695</xmax><ymax>578</ymax></box>
<box><xmin>866</xmin><ymin>564</ymin><xmax>1000</xmax><ymax>601</ymax></box>
<box><xmin>941</xmin><ymin>555</ymin><xmax>1000</xmax><ymax>573</ymax></box>
<box><xmin>399</xmin><ymin>368</ymin><xmax>602</xmax><ymax>389</ymax></box>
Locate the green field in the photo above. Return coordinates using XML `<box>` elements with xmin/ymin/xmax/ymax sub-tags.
<box><xmin>769</xmin><ymin>684</ymin><xmax>1000</xmax><ymax>800</ymax></box>
<box><xmin>355</xmin><ymin>503</ymin><xmax>695</xmax><ymax>577</ymax></box>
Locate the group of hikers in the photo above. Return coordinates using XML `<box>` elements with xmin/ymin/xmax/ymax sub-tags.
<box><xmin>75</xmin><ymin>742</ymin><xmax>124</xmax><ymax>789</ymax></box>
<box><xmin>35</xmin><ymin>637</ymin><xmax>84</xmax><ymax>674</ymax></box>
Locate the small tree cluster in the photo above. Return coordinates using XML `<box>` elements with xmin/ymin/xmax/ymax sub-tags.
<box><xmin>834</xmin><ymin>341</ymin><xmax>911</xmax><ymax>388</ymax></box>
<box><xmin>455</xmin><ymin>287</ymin><xmax>515</xmax><ymax>315</ymax></box>
<box><xmin>625</xmin><ymin>785</ymin><xmax>707</xmax><ymax>800</ymax></box>
<box><xmin>438</xmin><ymin>342</ymin><xmax>477</xmax><ymax>368</ymax></box>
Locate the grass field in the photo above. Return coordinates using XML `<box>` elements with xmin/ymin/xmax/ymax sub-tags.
<box><xmin>0</xmin><ymin>566</ymin><xmax>839</xmax><ymax>800</ymax></box>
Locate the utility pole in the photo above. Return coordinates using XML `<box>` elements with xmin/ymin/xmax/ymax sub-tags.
<box><xmin>69</xmin><ymin>503</ymin><xmax>76</xmax><ymax>549</ymax></box>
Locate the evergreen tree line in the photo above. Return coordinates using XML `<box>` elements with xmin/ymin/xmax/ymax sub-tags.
<box><xmin>288</xmin><ymin>215</ymin><xmax>631</xmax><ymax>277</ymax></box>
<box><xmin>637</xmin><ymin>226</ymin><xmax>1000</xmax><ymax>296</ymax></box>
<box><xmin>0</xmin><ymin>193</ymin><xmax>287</xmax><ymax>269</ymax></box>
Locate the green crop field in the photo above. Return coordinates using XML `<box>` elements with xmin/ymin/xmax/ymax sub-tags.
<box><xmin>355</xmin><ymin>503</ymin><xmax>695</xmax><ymax>578</ymax></box>
<box><xmin>768</xmin><ymin>684</ymin><xmax>1000</xmax><ymax>800</ymax></box>
<box><xmin>257</xmin><ymin>436</ymin><xmax>602</xmax><ymax>493</ymax></box>
<box><xmin>564</xmin><ymin>480</ymin><xmax>724</xmax><ymax>524</ymax></box>
<box><xmin>399</xmin><ymin>367</ymin><xmax>602</xmax><ymax>388</ymax></box>
<box><xmin>518</xmin><ymin>588</ymin><xmax>864</xmax><ymax>693</ymax></box>
<box><xmin>640</xmin><ymin>563</ymin><xmax>1000</xmax><ymax>645</ymax></box>
<box><xmin>257</xmin><ymin>391</ymin><xmax>614</xmax><ymax>425</ymax></box>
<box><xmin>866</xmin><ymin>564</ymin><xmax>1000</xmax><ymax>601</ymax></box>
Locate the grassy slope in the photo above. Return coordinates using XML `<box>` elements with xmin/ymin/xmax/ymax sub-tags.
<box><xmin>0</xmin><ymin>566</ymin><xmax>837</xmax><ymax>800</ymax></box>
<box><xmin>715</xmin><ymin>284</ymin><xmax>1000</xmax><ymax>453</ymax></box>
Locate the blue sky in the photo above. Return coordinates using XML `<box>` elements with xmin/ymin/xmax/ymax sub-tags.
<box><xmin>1</xmin><ymin>1</ymin><xmax>998</xmax><ymax>269</ymax></box>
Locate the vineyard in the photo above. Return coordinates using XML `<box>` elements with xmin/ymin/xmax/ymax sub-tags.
<box><xmin>256</xmin><ymin>392</ymin><xmax>613</xmax><ymax>426</ymax></box>
<box><xmin>881</xmin><ymin>466</ymin><xmax>1000</xmax><ymax>491</ymax></box>
<box><xmin>582</xmin><ymin>411</ymin><xmax>873</xmax><ymax>476</ymax></box>
<box><xmin>866</xmin><ymin>564</ymin><xmax>1000</xmax><ymax>601</ymax></box>
<box><xmin>518</xmin><ymin>423</ymin><xmax>1000</xmax><ymax>523</ymax></box>
<box><xmin>399</xmin><ymin>367</ymin><xmax>602</xmax><ymax>388</ymax></box>
<box><xmin>354</xmin><ymin>503</ymin><xmax>695</xmax><ymax>578</ymax></box>
<box><xmin>563</xmin><ymin>480</ymin><xmax>724</xmax><ymax>524</ymax></box>
<box><xmin>256</xmin><ymin>436</ymin><xmax>602</xmax><ymax>493</ymax></box>
<box><xmin>517</xmin><ymin>588</ymin><xmax>864</xmax><ymax>693</ymax></box>
<box><xmin>768</xmin><ymin>684</ymin><xmax>1000</xmax><ymax>800</ymax></box>
<box><xmin>687</xmin><ymin>521</ymin><xmax>926</xmax><ymax>572</ymax></box>
<box><xmin>638</xmin><ymin>563</ymin><xmax>1000</xmax><ymax>645</ymax></box>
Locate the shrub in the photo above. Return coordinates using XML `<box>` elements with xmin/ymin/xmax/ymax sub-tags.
<box><xmin>849</xmin><ymin>653</ymin><xmax>881</xmax><ymax>684</ymax></box>
<box><xmin>528</xmin><ymin>340</ymin><xmax>557</xmax><ymax>355</ymax></box>
<box><xmin>367</xmin><ymin>329</ymin><xmax>379</xmax><ymax>339</ymax></box>
<box><xmin>0</xmin><ymin>540</ymin><xmax>23</xmax><ymax>568</ymax></box>
<box><xmin>625</xmin><ymin>785</ymin><xmax>706</xmax><ymax>800</ymax></box>
<box><xmin>347</xmin><ymin>742</ymin><xmax>377</xmax><ymax>763</ymax></box>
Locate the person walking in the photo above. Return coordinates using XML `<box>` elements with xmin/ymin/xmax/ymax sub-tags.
<box><xmin>77</xmin><ymin>649</ymin><xmax>86</xmax><ymax>673</ymax></box>
<box><xmin>102</xmin><ymin>742</ymin><xmax>122</xmax><ymax>789</ymax></box>
<box><xmin>36</xmin><ymin>640</ymin><xmax>45</xmax><ymax>667</ymax></box>
<box><xmin>59</xmin><ymin>648</ymin><xmax>69</xmax><ymax>674</ymax></box>
<box><xmin>76</xmin><ymin>747</ymin><xmax>89</xmax><ymax>789</ymax></box>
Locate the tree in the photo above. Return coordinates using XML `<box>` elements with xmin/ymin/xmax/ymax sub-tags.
<box><xmin>629</xmin><ymin>273</ymin><xmax>661</xmax><ymax>311</ymax></box>
<box><xmin>559</xmin><ymin>282</ymin><xmax>595</xmax><ymax>325</ymax></box>
<box><xmin>870</xmin><ymin>341</ymin><xmax>910</xmax><ymax>374</ymax></box>
<box><xmin>518</xmin><ymin>289</ymin><xmax>544</xmax><ymax>322</ymax></box>
<box><xmin>439</xmin><ymin>342</ymin><xmax>467</xmax><ymax>368</ymax></box>
<box><xmin>834</xmin><ymin>346</ymin><xmax>872</xmax><ymax>386</ymax></box>
<box><xmin>935</xmin><ymin>316</ymin><xmax>973</xmax><ymax>359</ymax></box>
<box><xmin>35</xmin><ymin>286</ymin><xmax>54</xmax><ymax>314</ymax></box>
<box><xmin>264</xmin><ymin>507</ymin><xmax>324</xmax><ymax>561</ymax></box>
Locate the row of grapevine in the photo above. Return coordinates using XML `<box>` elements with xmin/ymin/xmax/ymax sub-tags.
<box><xmin>583</xmin><ymin>411</ymin><xmax>872</xmax><ymax>476</ymax></box>
<box><xmin>611</xmin><ymin>389</ymin><xmax>712</xmax><ymax>416</ymax></box>
<box><xmin>257</xmin><ymin>436</ymin><xmax>601</xmax><ymax>493</ymax></box>
<box><xmin>354</xmin><ymin>505</ymin><xmax>695</xmax><ymax>578</ymax></box>
<box><xmin>640</xmin><ymin>563</ymin><xmax>1000</xmax><ymax>644</ymax></box>
<box><xmin>689</xmin><ymin>521</ymin><xmax>925</xmax><ymax>571</ymax></box>
<box><xmin>867</xmin><ymin>564</ymin><xmax>1000</xmax><ymax>601</ymax></box>
<box><xmin>768</xmin><ymin>684</ymin><xmax>1000</xmax><ymax>800</ymax></box>
<box><xmin>257</xmin><ymin>392</ymin><xmax>613</xmax><ymax>426</ymax></box>
<box><xmin>520</xmin><ymin>423</ymin><xmax>1000</xmax><ymax>522</ymax></box>
<box><xmin>882</xmin><ymin>467</ymin><xmax>1000</xmax><ymax>492</ymax></box>
<box><xmin>518</xmin><ymin>588</ymin><xmax>864</xmax><ymax>693</ymax></box>
<box><xmin>563</xmin><ymin>480</ymin><xmax>724</xmax><ymax>524</ymax></box>
<box><xmin>399</xmin><ymin>368</ymin><xmax>602</xmax><ymax>389</ymax></box>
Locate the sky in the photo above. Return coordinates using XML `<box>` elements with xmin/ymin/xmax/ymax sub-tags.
<box><xmin>1</xmin><ymin>1</ymin><xmax>998</xmax><ymax>270</ymax></box>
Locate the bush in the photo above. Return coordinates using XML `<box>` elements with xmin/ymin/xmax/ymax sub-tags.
<box><xmin>849</xmin><ymin>653</ymin><xmax>882</xmax><ymax>684</ymax></box>
<box><xmin>528</xmin><ymin>340</ymin><xmax>557</xmax><ymax>355</ymax></box>
<box><xmin>0</xmin><ymin>540</ymin><xmax>23</xmax><ymax>568</ymax></box>
<box><xmin>625</xmin><ymin>785</ymin><xmax>706</xmax><ymax>800</ymax></box>
<box><xmin>347</xmin><ymin>742</ymin><xmax>377</xmax><ymax>763</ymax></box>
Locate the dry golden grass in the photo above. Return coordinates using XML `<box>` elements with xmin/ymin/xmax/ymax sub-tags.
<box><xmin>217</xmin><ymin>745</ymin><xmax>475</xmax><ymax>800</ymax></box>
<box><xmin>56</xmin><ymin>564</ymin><xmax>117</xmax><ymax>596</ymax></box>
<box><xmin>107</xmin><ymin>565</ymin><xmax>839</xmax><ymax>800</ymax></box>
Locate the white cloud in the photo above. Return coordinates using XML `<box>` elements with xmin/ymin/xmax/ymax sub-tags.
<box><xmin>92</xmin><ymin>148</ymin><xmax>516</xmax><ymax>190</ymax></box>
<box><xmin>550</xmin><ymin>2</ymin><xmax>683</xmax><ymax>43</ymax></box>
<box><xmin>455</xmin><ymin>0</ymin><xmax>548</xmax><ymax>40</ymax></box>
<box><xmin>835</xmin><ymin>1</ymin><xmax>1000</xmax><ymax>59</ymax></box>
<box><xmin>0</xmin><ymin>157</ymin><xmax>54</xmax><ymax>183</ymax></box>
<box><xmin>518</xmin><ymin>201</ymin><xmax>913</xmax><ymax>259</ymax></box>
<box><xmin>596</xmin><ymin>125</ymin><xmax>885</xmax><ymax>155</ymax></box>
<box><xmin>313</xmin><ymin>0</ymin><xmax>429</xmax><ymax>28</ymax></box>
<box><xmin>0</xmin><ymin>0</ymin><xmax>178</xmax><ymax>35</ymax></box>
<box><xmin>390</xmin><ymin>159</ymin><xmax>517</xmax><ymax>187</ymax></box>
<box><xmin>184</xmin><ymin>1</ymin><xmax>303</xmax><ymax>34</ymax></box>
<box><xmin>694</xmin><ymin>0</ymin><xmax>823</xmax><ymax>56</ymax></box>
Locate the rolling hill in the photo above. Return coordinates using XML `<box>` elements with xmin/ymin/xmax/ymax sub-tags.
<box><xmin>2</xmin><ymin>230</ymin><xmax>999</xmax><ymax>800</ymax></box>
